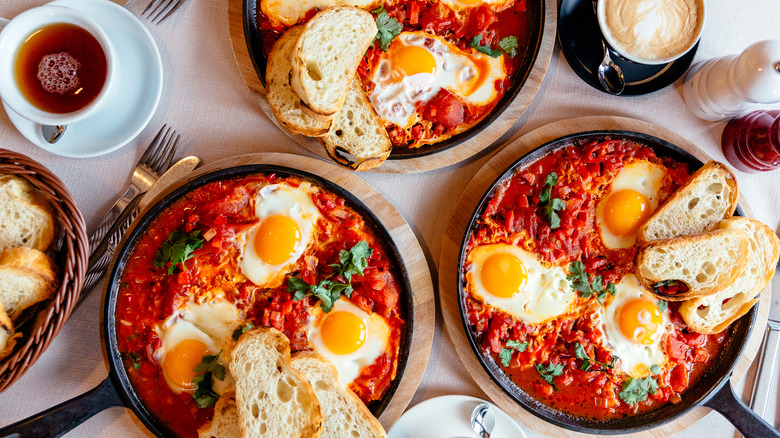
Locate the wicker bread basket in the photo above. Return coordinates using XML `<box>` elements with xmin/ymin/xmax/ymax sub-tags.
<box><xmin>0</xmin><ymin>149</ymin><xmax>88</xmax><ymax>392</ymax></box>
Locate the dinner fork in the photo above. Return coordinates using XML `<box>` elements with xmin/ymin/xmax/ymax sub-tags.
<box><xmin>142</xmin><ymin>0</ymin><xmax>191</xmax><ymax>25</ymax></box>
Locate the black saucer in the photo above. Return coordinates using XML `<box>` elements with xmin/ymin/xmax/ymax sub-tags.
<box><xmin>557</xmin><ymin>0</ymin><xmax>698</xmax><ymax>96</ymax></box>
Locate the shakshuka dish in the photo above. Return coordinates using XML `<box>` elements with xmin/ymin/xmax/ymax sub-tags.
<box><xmin>462</xmin><ymin>138</ymin><xmax>729</xmax><ymax>419</ymax></box>
<box><xmin>256</xmin><ymin>0</ymin><xmax>538</xmax><ymax>149</ymax></box>
<box><xmin>115</xmin><ymin>173</ymin><xmax>406</xmax><ymax>437</ymax></box>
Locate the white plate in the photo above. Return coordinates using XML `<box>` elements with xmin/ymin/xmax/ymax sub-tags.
<box><xmin>3</xmin><ymin>0</ymin><xmax>163</xmax><ymax>158</ymax></box>
<box><xmin>388</xmin><ymin>395</ymin><xmax>528</xmax><ymax>438</ymax></box>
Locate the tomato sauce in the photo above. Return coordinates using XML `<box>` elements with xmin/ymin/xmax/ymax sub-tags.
<box><xmin>463</xmin><ymin>139</ymin><xmax>729</xmax><ymax>420</ymax></box>
<box><xmin>115</xmin><ymin>175</ymin><xmax>406</xmax><ymax>437</ymax></box>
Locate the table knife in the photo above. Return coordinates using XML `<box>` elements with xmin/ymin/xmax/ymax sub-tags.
<box><xmin>77</xmin><ymin>156</ymin><xmax>201</xmax><ymax>305</ymax></box>
<box><xmin>750</xmin><ymin>265</ymin><xmax>780</xmax><ymax>419</ymax></box>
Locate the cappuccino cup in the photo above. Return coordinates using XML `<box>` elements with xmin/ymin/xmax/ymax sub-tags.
<box><xmin>0</xmin><ymin>5</ymin><xmax>117</xmax><ymax>127</ymax></box>
<box><xmin>597</xmin><ymin>0</ymin><xmax>706</xmax><ymax>65</ymax></box>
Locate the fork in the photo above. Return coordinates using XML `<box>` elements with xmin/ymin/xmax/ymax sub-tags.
<box><xmin>142</xmin><ymin>0</ymin><xmax>191</xmax><ymax>25</ymax></box>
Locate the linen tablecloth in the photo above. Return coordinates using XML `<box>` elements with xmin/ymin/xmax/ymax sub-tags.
<box><xmin>0</xmin><ymin>0</ymin><xmax>779</xmax><ymax>436</ymax></box>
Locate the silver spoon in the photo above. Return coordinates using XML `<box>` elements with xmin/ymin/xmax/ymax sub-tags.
<box><xmin>470</xmin><ymin>402</ymin><xmax>496</xmax><ymax>438</ymax></box>
<box><xmin>41</xmin><ymin>124</ymin><xmax>66</xmax><ymax>144</ymax></box>
<box><xmin>597</xmin><ymin>39</ymin><xmax>625</xmax><ymax>95</ymax></box>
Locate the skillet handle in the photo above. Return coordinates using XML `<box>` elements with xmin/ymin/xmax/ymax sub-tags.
<box><xmin>704</xmin><ymin>381</ymin><xmax>780</xmax><ymax>438</ymax></box>
<box><xmin>0</xmin><ymin>377</ymin><xmax>123</xmax><ymax>438</ymax></box>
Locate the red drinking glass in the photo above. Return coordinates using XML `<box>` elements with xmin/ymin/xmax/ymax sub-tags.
<box><xmin>721</xmin><ymin>110</ymin><xmax>780</xmax><ymax>173</ymax></box>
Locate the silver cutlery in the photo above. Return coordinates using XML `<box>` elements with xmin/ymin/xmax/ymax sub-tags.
<box><xmin>142</xmin><ymin>0</ymin><xmax>191</xmax><ymax>25</ymax></box>
<box><xmin>597</xmin><ymin>39</ymin><xmax>625</xmax><ymax>95</ymax></box>
<box><xmin>41</xmin><ymin>124</ymin><xmax>66</xmax><ymax>144</ymax></box>
<box><xmin>749</xmin><ymin>266</ymin><xmax>780</xmax><ymax>419</ymax></box>
<box><xmin>470</xmin><ymin>402</ymin><xmax>495</xmax><ymax>438</ymax></box>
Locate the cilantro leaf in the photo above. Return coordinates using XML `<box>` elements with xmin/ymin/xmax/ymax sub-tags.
<box><xmin>153</xmin><ymin>229</ymin><xmax>204</xmax><ymax>274</ymax></box>
<box><xmin>656</xmin><ymin>300</ymin><xmax>668</xmax><ymax>312</ymax></box>
<box><xmin>567</xmin><ymin>261</ymin><xmax>617</xmax><ymax>306</ymax></box>
<box><xmin>499</xmin><ymin>340</ymin><xmax>529</xmax><ymax>367</ymax></box>
<box><xmin>192</xmin><ymin>352</ymin><xmax>226</xmax><ymax>408</ymax></box>
<box><xmin>373</xmin><ymin>7</ymin><xmax>402</xmax><ymax>51</ymax></box>
<box><xmin>499</xmin><ymin>348</ymin><xmax>513</xmax><ymax>367</ymax></box>
<box><xmin>619</xmin><ymin>375</ymin><xmax>659</xmax><ymax>405</ymax></box>
<box><xmin>499</xmin><ymin>35</ymin><xmax>519</xmax><ymax>57</ymax></box>
<box><xmin>231</xmin><ymin>322</ymin><xmax>255</xmax><ymax>341</ymax></box>
<box><xmin>537</xmin><ymin>172</ymin><xmax>565</xmax><ymax>229</ymax></box>
<box><xmin>338</xmin><ymin>240</ymin><xmax>373</xmax><ymax>281</ymax></box>
<box><xmin>650</xmin><ymin>364</ymin><xmax>662</xmax><ymax>375</ymax></box>
<box><xmin>506</xmin><ymin>340</ymin><xmax>528</xmax><ymax>351</ymax></box>
<box><xmin>574</xmin><ymin>342</ymin><xmax>616</xmax><ymax>372</ymax></box>
<box><xmin>535</xmin><ymin>362</ymin><xmax>564</xmax><ymax>390</ymax></box>
<box><xmin>470</xmin><ymin>35</ymin><xmax>502</xmax><ymax>58</ymax></box>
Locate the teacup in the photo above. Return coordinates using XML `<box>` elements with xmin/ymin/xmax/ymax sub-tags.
<box><xmin>0</xmin><ymin>5</ymin><xmax>117</xmax><ymax>127</ymax></box>
<box><xmin>596</xmin><ymin>0</ymin><xmax>706</xmax><ymax>65</ymax></box>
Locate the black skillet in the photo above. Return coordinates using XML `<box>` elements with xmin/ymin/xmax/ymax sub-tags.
<box><xmin>242</xmin><ymin>0</ymin><xmax>545</xmax><ymax>160</ymax></box>
<box><xmin>457</xmin><ymin>131</ymin><xmax>779</xmax><ymax>437</ymax></box>
<box><xmin>0</xmin><ymin>165</ymin><xmax>414</xmax><ymax>437</ymax></box>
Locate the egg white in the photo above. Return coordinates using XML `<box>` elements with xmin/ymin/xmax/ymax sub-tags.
<box><xmin>466</xmin><ymin>243</ymin><xmax>575</xmax><ymax>324</ymax></box>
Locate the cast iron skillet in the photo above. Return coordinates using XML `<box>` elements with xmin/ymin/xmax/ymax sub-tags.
<box><xmin>242</xmin><ymin>0</ymin><xmax>545</xmax><ymax>160</ymax></box>
<box><xmin>457</xmin><ymin>131</ymin><xmax>779</xmax><ymax>437</ymax></box>
<box><xmin>0</xmin><ymin>165</ymin><xmax>414</xmax><ymax>437</ymax></box>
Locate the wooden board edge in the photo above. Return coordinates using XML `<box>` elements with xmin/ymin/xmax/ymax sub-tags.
<box><xmin>437</xmin><ymin>116</ymin><xmax>769</xmax><ymax>438</ymax></box>
<box><xmin>226</xmin><ymin>0</ymin><xmax>557</xmax><ymax>174</ymax></box>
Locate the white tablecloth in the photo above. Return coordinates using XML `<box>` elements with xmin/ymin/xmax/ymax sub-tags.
<box><xmin>0</xmin><ymin>0</ymin><xmax>779</xmax><ymax>436</ymax></box>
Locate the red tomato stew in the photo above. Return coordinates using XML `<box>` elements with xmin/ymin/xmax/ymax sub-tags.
<box><xmin>462</xmin><ymin>138</ymin><xmax>729</xmax><ymax>420</ymax></box>
<box><xmin>255</xmin><ymin>0</ymin><xmax>539</xmax><ymax>149</ymax></box>
<box><xmin>115</xmin><ymin>173</ymin><xmax>407</xmax><ymax>437</ymax></box>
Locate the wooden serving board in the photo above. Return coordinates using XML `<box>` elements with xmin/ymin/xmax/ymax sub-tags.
<box><xmin>438</xmin><ymin>116</ymin><xmax>770</xmax><ymax>437</ymax></box>
<box><xmin>227</xmin><ymin>0</ymin><xmax>556</xmax><ymax>174</ymax></box>
<box><xmin>139</xmin><ymin>153</ymin><xmax>436</xmax><ymax>429</ymax></box>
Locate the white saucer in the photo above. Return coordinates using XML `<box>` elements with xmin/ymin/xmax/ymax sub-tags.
<box><xmin>3</xmin><ymin>0</ymin><xmax>163</xmax><ymax>158</ymax></box>
<box><xmin>388</xmin><ymin>395</ymin><xmax>528</xmax><ymax>438</ymax></box>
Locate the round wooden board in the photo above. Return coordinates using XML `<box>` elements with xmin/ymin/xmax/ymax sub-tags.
<box><xmin>138</xmin><ymin>152</ymin><xmax>435</xmax><ymax>429</ymax></box>
<box><xmin>438</xmin><ymin>116</ymin><xmax>770</xmax><ymax>437</ymax></box>
<box><xmin>227</xmin><ymin>0</ymin><xmax>557</xmax><ymax>174</ymax></box>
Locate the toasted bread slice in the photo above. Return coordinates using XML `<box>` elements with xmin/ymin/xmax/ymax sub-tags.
<box><xmin>266</xmin><ymin>25</ymin><xmax>333</xmax><ymax>137</ymax></box>
<box><xmin>198</xmin><ymin>393</ymin><xmax>241</xmax><ymax>438</ymax></box>
<box><xmin>636</xmin><ymin>228</ymin><xmax>750</xmax><ymax>300</ymax></box>
<box><xmin>0</xmin><ymin>247</ymin><xmax>56</xmax><ymax>317</ymax></box>
<box><xmin>679</xmin><ymin>218</ymin><xmax>780</xmax><ymax>333</ymax></box>
<box><xmin>0</xmin><ymin>301</ymin><xmax>18</xmax><ymax>360</ymax></box>
<box><xmin>230</xmin><ymin>328</ymin><xmax>322</xmax><ymax>438</ymax></box>
<box><xmin>291</xmin><ymin>352</ymin><xmax>387</xmax><ymax>438</ymax></box>
<box><xmin>260</xmin><ymin>0</ymin><xmax>381</xmax><ymax>27</ymax></box>
<box><xmin>0</xmin><ymin>175</ymin><xmax>56</xmax><ymax>252</ymax></box>
<box><xmin>637</xmin><ymin>161</ymin><xmax>738</xmax><ymax>242</ymax></box>
<box><xmin>318</xmin><ymin>77</ymin><xmax>392</xmax><ymax>171</ymax></box>
<box><xmin>290</xmin><ymin>7</ymin><xmax>377</xmax><ymax>117</ymax></box>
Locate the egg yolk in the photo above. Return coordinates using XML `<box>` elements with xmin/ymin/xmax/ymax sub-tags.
<box><xmin>618</xmin><ymin>299</ymin><xmax>663</xmax><ymax>345</ymax></box>
<box><xmin>390</xmin><ymin>45</ymin><xmax>436</xmax><ymax>77</ymax></box>
<box><xmin>481</xmin><ymin>252</ymin><xmax>527</xmax><ymax>298</ymax></box>
<box><xmin>321</xmin><ymin>311</ymin><xmax>367</xmax><ymax>355</ymax></box>
<box><xmin>254</xmin><ymin>215</ymin><xmax>301</xmax><ymax>265</ymax></box>
<box><xmin>603</xmin><ymin>189</ymin><xmax>652</xmax><ymax>236</ymax></box>
<box><xmin>162</xmin><ymin>339</ymin><xmax>210</xmax><ymax>390</ymax></box>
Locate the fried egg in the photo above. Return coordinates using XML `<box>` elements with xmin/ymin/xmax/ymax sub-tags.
<box><xmin>596</xmin><ymin>160</ymin><xmax>667</xmax><ymax>249</ymax></box>
<box><xmin>600</xmin><ymin>274</ymin><xmax>671</xmax><ymax>378</ymax></box>
<box><xmin>369</xmin><ymin>31</ymin><xmax>507</xmax><ymax>130</ymax></box>
<box><xmin>238</xmin><ymin>183</ymin><xmax>321</xmax><ymax>288</ymax></box>
<box><xmin>260</xmin><ymin>0</ymin><xmax>381</xmax><ymax>27</ymax></box>
<box><xmin>306</xmin><ymin>298</ymin><xmax>390</xmax><ymax>387</ymax></box>
<box><xmin>153</xmin><ymin>297</ymin><xmax>244</xmax><ymax>394</ymax></box>
<box><xmin>466</xmin><ymin>243</ymin><xmax>574</xmax><ymax>324</ymax></box>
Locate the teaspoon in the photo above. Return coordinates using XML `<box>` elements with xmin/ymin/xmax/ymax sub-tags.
<box><xmin>470</xmin><ymin>402</ymin><xmax>496</xmax><ymax>438</ymax></box>
<box><xmin>597</xmin><ymin>39</ymin><xmax>625</xmax><ymax>95</ymax></box>
<box><xmin>41</xmin><ymin>124</ymin><xmax>66</xmax><ymax>144</ymax></box>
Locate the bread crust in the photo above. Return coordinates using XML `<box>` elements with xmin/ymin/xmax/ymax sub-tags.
<box><xmin>0</xmin><ymin>247</ymin><xmax>57</xmax><ymax>317</ymax></box>
<box><xmin>0</xmin><ymin>301</ymin><xmax>17</xmax><ymax>360</ymax></box>
<box><xmin>0</xmin><ymin>175</ymin><xmax>56</xmax><ymax>252</ymax></box>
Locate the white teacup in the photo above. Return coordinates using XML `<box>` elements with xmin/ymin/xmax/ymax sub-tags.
<box><xmin>0</xmin><ymin>5</ymin><xmax>117</xmax><ymax>127</ymax></box>
<box><xmin>596</xmin><ymin>0</ymin><xmax>706</xmax><ymax>65</ymax></box>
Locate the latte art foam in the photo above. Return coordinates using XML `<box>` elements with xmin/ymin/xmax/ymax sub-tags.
<box><xmin>600</xmin><ymin>0</ymin><xmax>703</xmax><ymax>63</ymax></box>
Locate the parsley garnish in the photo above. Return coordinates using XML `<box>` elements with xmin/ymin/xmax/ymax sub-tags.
<box><xmin>499</xmin><ymin>339</ymin><xmax>528</xmax><ymax>367</ymax></box>
<box><xmin>470</xmin><ymin>35</ymin><xmax>502</xmax><ymax>58</ymax></box>
<box><xmin>535</xmin><ymin>362</ymin><xmax>564</xmax><ymax>390</ymax></box>
<box><xmin>289</xmin><ymin>241</ymin><xmax>373</xmax><ymax>312</ymax></box>
<box><xmin>650</xmin><ymin>364</ymin><xmax>662</xmax><ymax>374</ymax></box>
<box><xmin>498</xmin><ymin>35</ymin><xmax>519</xmax><ymax>57</ymax></box>
<box><xmin>153</xmin><ymin>229</ymin><xmax>204</xmax><ymax>274</ymax></box>
<box><xmin>656</xmin><ymin>300</ymin><xmax>668</xmax><ymax>312</ymax></box>
<box><xmin>231</xmin><ymin>322</ymin><xmax>255</xmax><ymax>341</ymax></box>
<box><xmin>372</xmin><ymin>7</ymin><xmax>402</xmax><ymax>51</ymax></box>
<box><xmin>192</xmin><ymin>352</ymin><xmax>226</xmax><ymax>408</ymax></box>
<box><xmin>538</xmin><ymin>172</ymin><xmax>565</xmax><ymax>229</ymax></box>
<box><xmin>567</xmin><ymin>261</ymin><xmax>617</xmax><ymax>306</ymax></box>
<box><xmin>618</xmin><ymin>363</ymin><xmax>662</xmax><ymax>404</ymax></box>
<box><xmin>574</xmin><ymin>342</ymin><xmax>617</xmax><ymax>372</ymax></box>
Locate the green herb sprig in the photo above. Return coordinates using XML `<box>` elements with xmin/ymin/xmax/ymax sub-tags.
<box><xmin>470</xmin><ymin>35</ymin><xmax>501</xmax><ymax>57</ymax></box>
<box><xmin>499</xmin><ymin>339</ymin><xmax>528</xmax><ymax>367</ymax></box>
<box><xmin>538</xmin><ymin>172</ymin><xmax>565</xmax><ymax>229</ymax></box>
<box><xmin>373</xmin><ymin>7</ymin><xmax>402</xmax><ymax>51</ymax></box>
<box><xmin>618</xmin><ymin>364</ymin><xmax>662</xmax><ymax>405</ymax></box>
<box><xmin>153</xmin><ymin>229</ymin><xmax>204</xmax><ymax>274</ymax></box>
<box><xmin>192</xmin><ymin>352</ymin><xmax>226</xmax><ymax>408</ymax></box>
<box><xmin>231</xmin><ymin>322</ymin><xmax>255</xmax><ymax>341</ymax></box>
<box><xmin>498</xmin><ymin>36</ymin><xmax>519</xmax><ymax>57</ymax></box>
<box><xmin>567</xmin><ymin>261</ymin><xmax>616</xmax><ymax>306</ymax></box>
<box><xmin>574</xmin><ymin>342</ymin><xmax>617</xmax><ymax>372</ymax></box>
<box><xmin>535</xmin><ymin>362</ymin><xmax>564</xmax><ymax>391</ymax></box>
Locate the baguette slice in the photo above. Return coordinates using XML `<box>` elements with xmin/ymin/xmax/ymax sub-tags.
<box><xmin>636</xmin><ymin>228</ymin><xmax>750</xmax><ymax>300</ymax></box>
<box><xmin>679</xmin><ymin>218</ymin><xmax>780</xmax><ymax>333</ymax></box>
<box><xmin>290</xmin><ymin>7</ymin><xmax>377</xmax><ymax>117</ymax></box>
<box><xmin>0</xmin><ymin>247</ymin><xmax>57</xmax><ymax>317</ymax></box>
<box><xmin>0</xmin><ymin>301</ymin><xmax>18</xmax><ymax>360</ymax></box>
<box><xmin>198</xmin><ymin>393</ymin><xmax>241</xmax><ymax>438</ymax></box>
<box><xmin>266</xmin><ymin>25</ymin><xmax>332</xmax><ymax>137</ymax></box>
<box><xmin>0</xmin><ymin>175</ymin><xmax>56</xmax><ymax>252</ymax></box>
<box><xmin>291</xmin><ymin>352</ymin><xmax>388</xmax><ymax>438</ymax></box>
<box><xmin>318</xmin><ymin>77</ymin><xmax>392</xmax><ymax>171</ymax></box>
<box><xmin>637</xmin><ymin>161</ymin><xmax>738</xmax><ymax>242</ymax></box>
<box><xmin>230</xmin><ymin>328</ymin><xmax>322</xmax><ymax>438</ymax></box>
